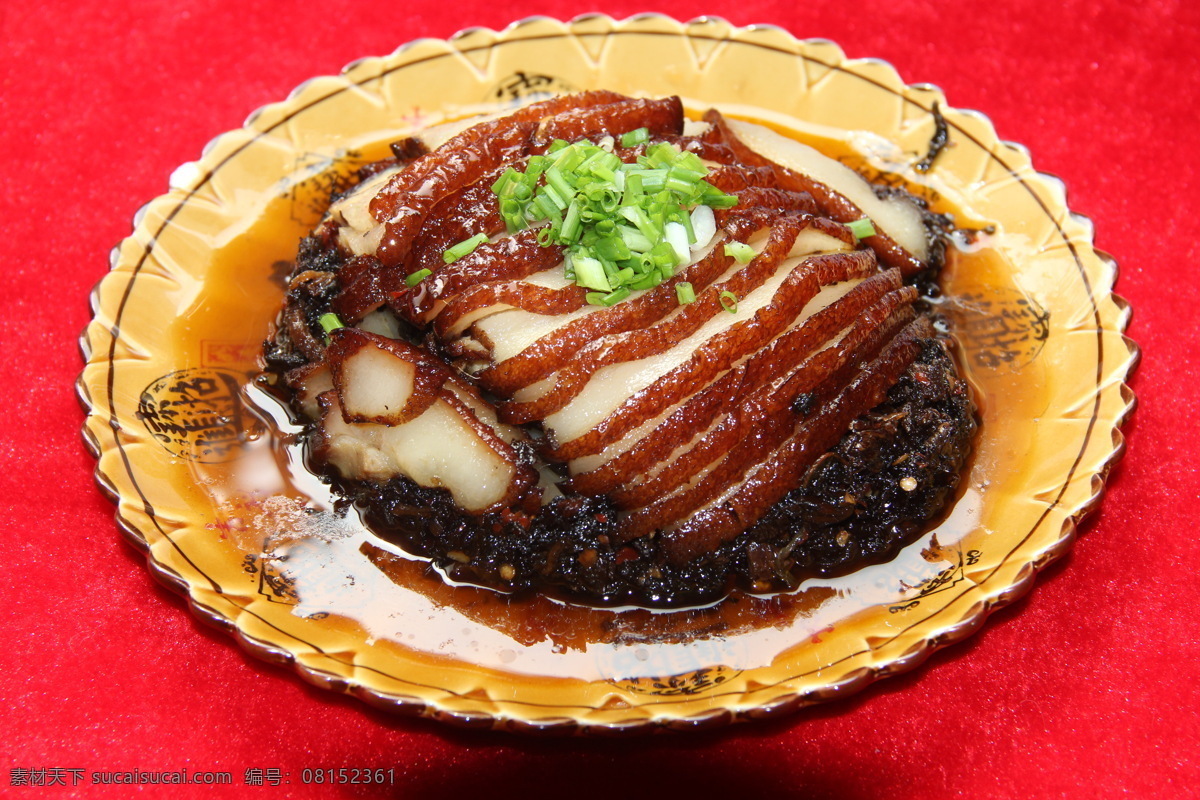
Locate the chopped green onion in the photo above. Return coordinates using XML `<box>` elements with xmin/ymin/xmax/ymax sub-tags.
<box><xmin>678</xmin><ymin>205</ymin><xmax>696</xmax><ymax>243</ymax></box>
<box><xmin>318</xmin><ymin>312</ymin><xmax>344</xmax><ymax>336</ymax></box>
<box><xmin>585</xmin><ymin>286</ymin><xmax>632</xmax><ymax>306</ymax></box>
<box><xmin>664</xmin><ymin>222</ymin><xmax>689</xmax><ymax>265</ymax></box>
<box><xmin>667</xmin><ymin>171</ymin><xmax>703</xmax><ymax>196</ymax></box>
<box><xmin>489</xmin><ymin>136</ymin><xmax>738</xmax><ymax>305</ymax></box>
<box><xmin>702</xmin><ymin>191</ymin><xmax>740</xmax><ymax>209</ymax></box>
<box><xmin>643</xmin><ymin>142</ymin><xmax>677</xmax><ymax>168</ymax></box>
<box><xmin>599</xmin><ymin>255</ymin><xmax>620</xmax><ymax>282</ymax></box>
<box><xmin>623</xmin><ymin>172</ymin><xmax>643</xmax><ymax>201</ymax></box>
<box><xmin>846</xmin><ymin>217</ymin><xmax>876</xmax><ymax>239</ymax></box>
<box><xmin>638</xmin><ymin>168</ymin><xmax>667</xmax><ymax>192</ymax></box>
<box><xmin>544</xmin><ymin>166</ymin><xmax>574</xmax><ymax>204</ymax></box>
<box><xmin>649</xmin><ymin>241</ymin><xmax>678</xmax><ymax>269</ymax></box>
<box><xmin>561</xmin><ymin>199</ymin><xmax>584</xmax><ymax>242</ymax></box>
<box><xmin>553</xmin><ymin>145</ymin><xmax>585</xmax><ymax>173</ymax></box>
<box><xmin>588</xmin><ymin>185</ymin><xmax>620</xmax><ymax>213</ymax></box>
<box><xmin>629</xmin><ymin>269</ymin><xmax>663</xmax><ymax>291</ymax></box>
<box><xmin>542</xmin><ymin>183</ymin><xmax>569</xmax><ymax>211</ymax></box>
<box><xmin>572</xmin><ymin>256</ymin><xmax>611</xmax><ymax>292</ymax></box>
<box><xmin>675</xmin><ymin>150</ymin><xmax>705</xmax><ymax>174</ymax></box>
<box><xmin>675</xmin><ymin>282</ymin><xmax>696</xmax><ymax>305</ymax></box>
<box><xmin>719</xmin><ymin>290</ymin><xmax>739</xmax><ymax>314</ymax></box>
<box><xmin>405</xmin><ymin>268</ymin><xmax>432</xmax><ymax>286</ymax></box>
<box><xmin>595</xmin><ymin>152</ymin><xmax>622</xmax><ymax>179</ymax></box>
<box><xmin>491</xmin><ymin>169</ymin><xmax>514</xmax><ymax>196</ymax></box>
<box><xmin>500</xmin><ymin>198</ymin><xmax>527</xmax><ymax>232</ymax></box>
<box><xmin>620</xmin><ymin>127</ymin><xmax>650</xmax><ymax>148</ymax></box>
<box><xmin>594</xmin><ymin>235</ymin><xmax>631</xmax><ymax>262</ymax></box>
<box><xmin>619</xmin><ymin>225</ymin><xmax>653</xmax><ymax>253</ymax></box>
<box><xmin>525</xmin><ymin>155</ymin><xmax>548</xmax><ymax>182</ymax></box>
<box><xmin>604</xmin><ymin>286</ymin><xmax>631</xmax><ymax>305</ymax></box>
<box><xmin>724</xmin><ymin>241</ymin><xmax>756</xmax><ymax>264</ymax></box>
<box><xmin>533</xmin><ymin>192</ymin><xmax>562</xmax><ymax>222</ymax></box>
<box><xmin>620</xmin><ymin>205</ymin><xmax>656</xmax><ymax>240</ymax></box>
<box><xmin>442</xmin><ymin>233</ymin><xmax>489</xmax><ymax>264</ymax></box>
<box><xmin>691</xmin><ymin>205</ymin><xmax>716</xmax><ymax>247</ymax></box>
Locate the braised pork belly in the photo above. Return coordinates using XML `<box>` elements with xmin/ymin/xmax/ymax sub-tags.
<box><xmin>262</xmin><ymin>92</ymin><xmax>975</xmax><ymax>606</ymax></box>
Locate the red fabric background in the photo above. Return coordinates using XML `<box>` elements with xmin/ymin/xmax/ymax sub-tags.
<box><xmin>3</xmin><ymin>0</ymin><xmax>1197</xmax><ymax>797</ymax></box>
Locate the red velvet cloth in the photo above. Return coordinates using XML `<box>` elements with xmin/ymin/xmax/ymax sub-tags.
<box><xmin>4</xmin><ymin>0</ymin><xmax>1197</xmax><ymax>797</ymax></box>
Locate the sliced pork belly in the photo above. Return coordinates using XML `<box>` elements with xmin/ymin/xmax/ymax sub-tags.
<box><xmin>431</xmin><ymin>263</ymin><xmax>587</xmax><ymax>340</ymax></box>
<box><xmin>525</xmin><ymin>217</ymin><xmax>847</xmax><ymax>443</ymax></box>
<box><xmin>508</xmin><ymin>226</ymin><xmax>803</xmax><ymax>428</ymax></box>
<box><xmin>612</xmin><ymin>286</ymin><xmax>921</xmax><ymax>540</ymax></box>
<box><xmin>656</xmin><ymin>314</ymin><xmax>936</xmax><ymax>562</ymax></box>
<box><xmin>563</xmin><ymin>264</ymin><xmax>908</xmax><ymax>495</ymax></box>
<box><xmin>328</xmin><ymin>165</ymin><xmax>403</xmax><ymax>257</ymax></box>
<box><xmin>310</xmin><ymin>329</ymin><xmax>536</xmax><ymax>513</ymax></box>
<box><xmin>284</xmin><ymin>361</ymin><xmax>332</xmax><ymax>421</ymax></box>
<box><xmin>399</xmin><ymin>227</ymin><xmax>567</xmax><ymax>327</ymax></box>
<box><xmin>701</xmin><ymin>110</ymin><xmax>933</xmax><ymax>277</ymax></box>
<box><xmin>451</xmin><ymin>234</ymin><xmax>729</xmax><ymax>392</ymax></box>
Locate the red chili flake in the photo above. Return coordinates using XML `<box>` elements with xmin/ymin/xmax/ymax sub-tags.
<box><xmin>809</xmin><ymin>624</ymin><xmax>835</xmax><ymax>644</ymax></box>
<box><xmin>594</xmin><ymin>513</ymin><xmax>609</xmax><ymax>524</ymax></box>
<box><xmin>497</xmin><ymin>506</ymin><xmax>534</xmax><ymax>530</ymax></box>
<box><xmin>500</xmin><ymin>507</ymin><xmax>530</xmax><ymax>523</ymax></box>
<box><xmin>615</xmin><ymin>546</ymin><xmax>639</xmax><ymax>564</ymax></box>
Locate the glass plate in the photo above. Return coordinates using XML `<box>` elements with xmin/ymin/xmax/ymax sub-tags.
<box><xmin>78</xmin><ymin>14</ymin><xmax>1138</xmax><ymax>733</ymax></box>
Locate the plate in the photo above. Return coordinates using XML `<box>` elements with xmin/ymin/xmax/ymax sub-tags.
<box><xmin>78</xmin><ymin>14</ymin><xmax>1138</xmax><ymax>733</ymax></box>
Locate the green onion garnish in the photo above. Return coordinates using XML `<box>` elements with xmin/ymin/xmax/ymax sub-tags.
<box><xmin>318</xmin><ymin>312</ymin><xmax>344</xmax><ymax>336</ymax></box>
<box><xmin>846</xmin><ymin>217</ymin><xmax>876</xmax><ymax>239</ymax></box>
<box><xmin>572</xmin><ymin>255</ymin><xmax>611</xmax><ymax>292</ymax></box>
<box><xmin>585</xmin><ymin>286</ymin><xmax>632</xmax><ymax>307</ymax></box>
<box><xmin>442</xmin><ymin>233</ymin><xmax>489</xmax><ymax>264</ymax></box>
<box><xmin>724</xmin><ymin>241</ymin><xmax>756</xmax><ymax>264</ymax></box>
<box><xmin>620</xmin><ymin>127</ymin><xmax>650</xmax><ymax>148</ymax></box>
<box><xmin>405</xmin><ymin>268</ymin><xmax>432</xmax><ymax>287</ymax></box>
<box><xmin>488</xmin><ymin>137</ymin><xmax>738</xmax><ymax>305</ymax></box>
<box><xmin>675</xmin><ymin>282</ymin><xmax>696</xmax><ymax>305</ymax></box>
<box><xmin>719</xmin><ymin>290</ymin><xmax>739</xmax><ymax>314</ymax></box>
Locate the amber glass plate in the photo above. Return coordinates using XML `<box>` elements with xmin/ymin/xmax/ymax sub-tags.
<box><xmin>79</xmin><ymin>15</ymin><xmax>1137</xmax><ymax>733</ymax></box>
